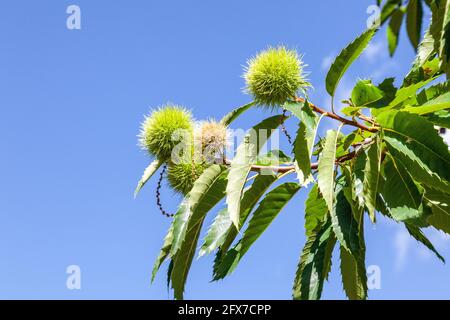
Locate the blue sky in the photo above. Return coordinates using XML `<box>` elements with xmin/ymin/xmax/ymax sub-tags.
<box><xmin>0</xmin><ymin>0</ymin><xmax>449</xmax><ymax>300</ymax></box>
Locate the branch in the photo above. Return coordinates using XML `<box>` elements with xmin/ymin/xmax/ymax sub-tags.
<box><xmin>220</xmin><ymin>138</ymin><xmax>374</xmax><ymax>174</ymax></box>
<box><xmin>295</xmin><ymin>97</ymin><xmax>379</xmax><ymax>133</ymax></box>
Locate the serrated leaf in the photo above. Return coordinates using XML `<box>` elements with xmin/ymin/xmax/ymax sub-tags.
<box><xmin>430</xmin><ymin>0</ymin><xmax>450</xmax><ymax>77</ymax></box>
<box><xmin>326</xmin><ymin>28</ymin><xmax>376</xmax><ymax>101</ymax></box>
<box><xmin>169</xmin><ymin>199</ymin><xmax>190</xmax><ymax>257</ymax></box>
<box><xmin>134</xmin><ymin>159</ymin><xmax>163</xmax><ymax>198</ymax></box>
<box><xmin>404</xmin><ymin>30</ymin><xmax>437</xmax><ymax>84</ymax></box>
<box><xmin>340</xmin><ymin>245</ymin><xmax>368</xmax><ymax>300</ymax></box>
<box><xmin>285</xmin><ymin>101</ymin><xmax>321</xmax><ymax>186</ymax></box>
<box><xmin>339</xmin><ymin>176</ymin><xmax>367</xmax><ymax>300</ymax></box>
<box><xmin>440</xmin><ymin>0</ymin><xmax>450</xmax><ymax>77</ymax></box>
<box><xmin>373</xmin><ymin>77</ymin><xmax>437</xmax><ymax>116</ymax></box>
<box><xmin>198</xmin><ymin>208</ymin><xmax>230</xmax><ymax>258</ymax></box>
<box><xmin>381</xmin><ymin>157</ymin><xmax>423</xmax><ymax>221</ymax></box>
<box><xmin>353</xmin><ymin>151</ymin><xmax>367</xmax><ymax>209</ymax></box>
<box><xmin>417</xmin><ymin>81</ymin><xmax>450</xmax><ymax>104</ymax></box>
<box><xmin>318</xmin><ymin>129</ymin><xmax>341</xmax><ymax>213</ymax></box>
<box><xmin>406</xmin><ymin>0</ymin><xmax>423</xmax><ymax>50</ymax></box>
<box><xmin>226</xmin><ymin>115</ymin><xmax>285</xmax><ymax>228</ymax></box>
<box><xmin>171</xmin><ymin>219</ymin><xmax>203</xmax><ymax>300</ymax></box>
<box><xmin>200</xmin><ymin>172</ymin><xmax>279</xmax><ymax>258</ymax></box>
<box><xmin>332</xmin><ymin>178</ymin><xmax>361</xmax><ymax>257</ymax></box>
<box><xmin>405</xmin><ymin>223</ymin><xmax>445</xmax><ymax>262</ymax></box>
<box><xmin>170</xmin><ymin>166</ymin><xmax>228</xmax><ymax>300</ymax></box>
<box><xmin>214</xmin><ymin>182</ymin><xmax>300</xmax><ymax>280</ymax></box>
<box><xmin>388</xmin><ymin>8</ymin><xmax>405</xmax><ymax>56</ymax></box>
<box><xmin>363</xmin><ymin>136</ymin><xmax>382</xmax><ymax>222</ymax></box>
<box><xmin>404</xmin><ymin>92</ymin><xmax>450</xmax><ymax>115</ymax></box>
<box><xmin>427</xmin><ymin>110</ymin><xmax>450</xmax><ymax>128</ymax></box>
<box><xmin>171</xmin><ymin>165</ymin><xmax>228</xmax><ymax>256</ymax></box>
<box><xmin>351</xmin><ymin>79</ymin><xmax>384</xmax><ymax>107</ymax></box>
<box><xmin>217</xmin><ymin>173</ymin><xmax>279</xmax><ymax>257</ymax></box>
<box><xmin>381</xmin><ymin>0</ymin><xmax>402</xmax><ymax>25</ymax></box>
<box><xmin>377</xmin><ymin>110</ymin><xmax>450</xmax><ymax>193</ymax></box>
<box><xmin>220</xmin><ymin>101</ymin><xmax>255</xmax><ymax>126</ymax></box>
<box><xmin>425</xmin><ymin>188</ymin><xmax>450</xmax><ymax>234</ymax></box>
<box><xmin>368</xmin><ymin>78</ymin><xmax>398</xmax><ymax>110</ymax></box>
<box><xmin>292</xmin><ymin>221</ymin><xmax>336</xmax><ymax>300</ymax></box>
<box><xmin>304</xmin><ymin>184</ymin><xmax>328</xmax><ymax>237</ymax></box>
<box><xmin>151</xmin><ymin>224</ymin><xmax>174</xmax><ymax>283</ymax></box>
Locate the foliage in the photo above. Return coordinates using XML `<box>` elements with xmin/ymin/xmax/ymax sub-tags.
<box><xmin>137</xmin><ymin>1</ymin><xmax>450</xmax><ymax>300</ymax></box>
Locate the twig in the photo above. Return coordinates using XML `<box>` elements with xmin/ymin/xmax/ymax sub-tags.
<box><xmin>295</xmin><ymin>97</ymin><xmax>379</xmax><ymax>133</ymax></box>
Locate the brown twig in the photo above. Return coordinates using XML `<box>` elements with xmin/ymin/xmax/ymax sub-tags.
<box><xmin>295</xmin><ymin>97</ymin><xmax>379</xmax><ymax>133</ymax></box>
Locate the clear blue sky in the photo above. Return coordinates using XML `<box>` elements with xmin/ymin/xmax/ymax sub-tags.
<box><xmin>1</xmin><ymin>0</ymin><xmax>449</xmax><ymax>300</ymax></box>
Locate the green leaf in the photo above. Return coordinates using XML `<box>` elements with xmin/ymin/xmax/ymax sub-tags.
<box><xmin>220</xmin><ymin>101</ymin><xmax>255</xmax><ymax>126</ymax></box>
<box><xmin>134</xmin><ymin>159</ymin><xmax>163</xmax><ymax>198</ymax></box>
<box><xmin>332</xmin><ymin>178</ymin><xmax>361</xmax><ymax>257</ymax></box>
<box><xmin>387</xmin><ymin>8</ymin><xmax>405</xmax><ymax>56</ymax></box>
<box><xmin>377</xmin><ymin>110</ymin><xmax>450</xmax><ymax>193</ymax></box>
<box><xmin>218</xmin><ymin>172</ymin><xmax>279</xmax><ymax>257</ymax></box>
<box><xmin>255</xmin><ymin>149</ymin><xmax>292</xmax><ymax>166</ymax></box>
<box><xmin>226</xmin><ymin>115</ymin><xmax>285</xmax><ymax>228</ymax></box>
<box><xmin>381</xmin><ymin>0</ymin><xmax>402</xmax><ymax>25</ymax></box>
<box><xmin>304</xmin><ymin>184</ymin><xmax>328</xmax><ymax>237</ymax></box>
<box><xmin>198</xmin><ymin>208</ymin><xmax>230</xmax><ymax>258</ymax></box>
<box><xmin>406</xmin><ymin>0</ymin><xmax>423</xmax><ymax>50</ymax></box>
<box><xmin>238</xmin><ymin>182</ymin><xmax>300</xmax><ymax>256</ymax></box>
<box><xmin>171</xmin><ymin>219</ymin><xmax>203</xmax><ymax>300</ymax></box>
<box><xmin>170</xmin><ymin>166</ymin><xmax>228</xmax><ymax>300</ymax></box>
<box><xmin>353</xmin><ymin>151</ymin><xmax>367</xmax><ymax>209</ymax></box>
<box><xmin>284</xmin><ymin>101</ymin><xmax>321</xmax><ymax>186</ymax></box>
<box><xmin>326</xmin><ymin>28</ymin><xmax>376</xmax><ymax>101</ymax></box>
<box><xmin>373</xmin><ymin>77</ymin><xmax>437</xmax><ymax>116</ymax></box>
<box><xmin>200</xmin><ymin>172</ymin><xmax>280</xmax><ymax>258</ymax></box>
<box><xmin>430</xmin><ymin>0</ymin><xmax>450</xmax><ymax>77</ymax></box>
<box><xmin>427</xmin><ymin>110</ymin><xmax>450</xmax><ymax>128</ymax></box>
<box><xmin>214</xmin><ymin>183</ymin><xmax>301</xmax><ymax>279</ymax></box>
<box><xmin>318</xmin><ymin>128</ymin><xmax>341</xmax><ymax>213</ymax></box>
<box><xmin>340</xmin><ymin>245</ymin><xmax>368</xmax><ymax>300</ymax></box>
<box><xmin>405</xmin><ymin>223</ymin><xmax>445</xmax><ymax>262</ymax></box>
<box><xmin>171</xmin><ymin>165</ymin><xmax>228</xmax><ymax>256</ymax></box>
<box><xmin>439</xmin><ymin>0</ymin><xmax>450</xmax><ymax>77</ymax></box>
<box><xmin>292</xmin><ymin>221</ymin><xmax>336</xmax><ymax>300</ymax></box>
<box><xmin>341</xmin><ymin>106</ymin><xmax>362</xmax><ymax>116</ymax></box>
<box><xmin>404</xmin><ymin>30</ymin><xmax>437</xmax><ymax>85</ymax></box>
<box><xmin>404</xmin><ymin>92</ymin><xmax>450</xmax><ymax>115</ymax></box>
<box><xmin>284</xmin><ymin>101</ymin><xmax>321</xmax><ymax>185</ymax></box>
<box><xmin>363</xmin><ymin>136</ymin><xmax>382</xmax><ymax>222</ymax></box>
<box><xmin>339</xmin><ymin>176</ymin><xmax>367</xmax><ymax>300</ymax></box>
<box><xmin>425</xmin><ymin>188</ymin><xmax>450</xmax><ymax>234</ymax></box>
<box><xmin>367</xmin><ymin>78</ymin><xmax>398</xmax><ymax>109</ymax></box>
<box><xmin>351</xmin><ymin>80</ymin><xmax>384</xmax><ymax>107</ymax></box>
<box><xmin>151</xmin><ymin>224</ymin><xmax>174</xmax><ymax>283</ymax></box>
<box><xmin>169</xmin><ymin>199</ymin><xmax>190</xmax><ymax>257</ymax></box>
<box><xmin>381</xmin><ymin>157</ymin><xmax>423</xmax><ymax>221</ymax></box>
<box><xmin>417</xmin><ymin>81</ymin><xmax>450</xmax><ymax>104</ymax></box>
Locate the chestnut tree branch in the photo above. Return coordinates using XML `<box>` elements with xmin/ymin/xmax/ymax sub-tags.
<box><xmin>295</xmin><ymin>97</ymin><xmax>379</xmax><ymax>133</ymax></box>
